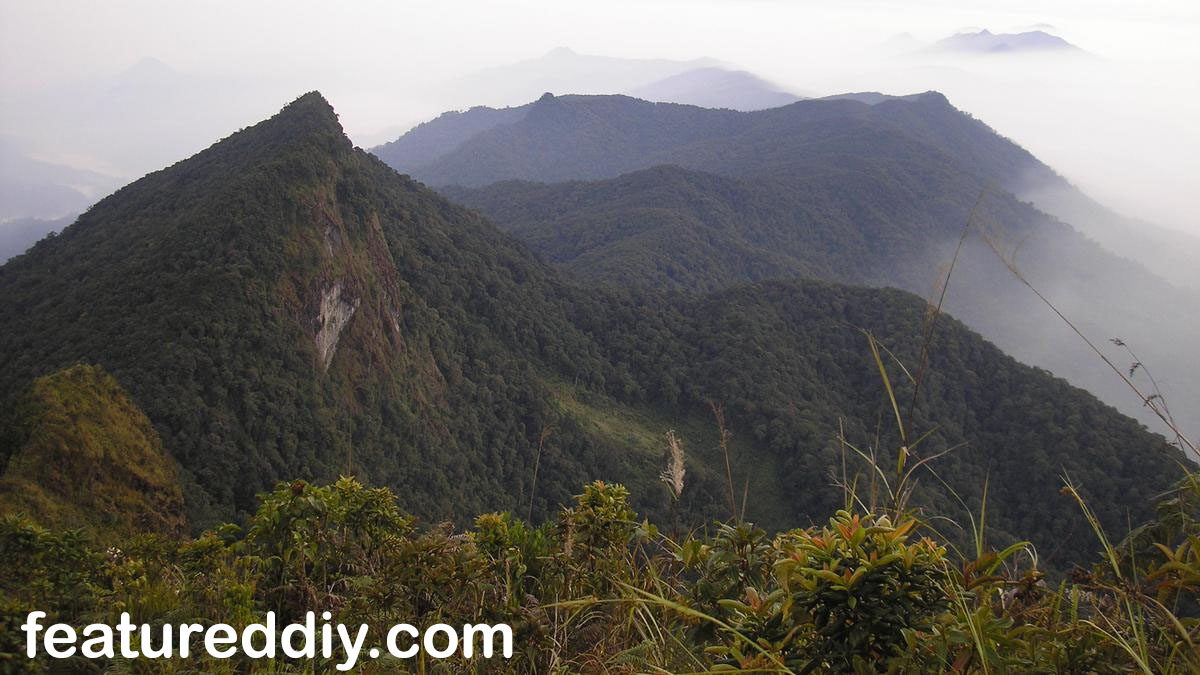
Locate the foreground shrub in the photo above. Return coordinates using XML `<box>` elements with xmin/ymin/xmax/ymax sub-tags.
<box><xmin>1</xmin><ymin>476</ymin><xmax>1198</xmax><ymax>673</ymax></box>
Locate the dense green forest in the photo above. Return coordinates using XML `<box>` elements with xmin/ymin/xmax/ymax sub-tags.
<box><xmin>381</xmin><ymin>91</ymin><xmax>1200</xmax><ymax>437</ymax></box>
<box><xmin>0</xmin><ymin>93</ymin><xmax>1188</xmax><ymax>577</ymax></box>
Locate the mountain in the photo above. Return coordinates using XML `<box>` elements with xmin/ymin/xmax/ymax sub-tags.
<box><xmin>371</xmin><ymin>69</ymin><xmax>801</xmax><ymax>176</ymax></box>
<box><xmin>386</xmin><ymin>91</ymin><xmax>1053</xmax><ymax>189</ymax></box>
<box><xmin>0</xmin><ymin>93</ymin><xmax>1189</xmax><ymax>570</ymax></box>
<box><xmin>373</xmin><ymin>93</ymin><xmax>746</xmax><ymax>182</ymax></box>
<box><xmin>930</xmin><ymin>29</ymin><xmax>1081</xmax><ymax>55</ymax></box>
<box><xmin>391</xmin><ymin>92</ymin><xmax>1200</xmax><ymax>439</ymax></box>
<box><xmin>627</xmin><ymin>67</ymin><xmax>802</xmax><ymax>111</ymax></box>
<box><xmin>0</xmin><ymin>92</ymin><xmax>626</xmax><ymax>529</ymax></box>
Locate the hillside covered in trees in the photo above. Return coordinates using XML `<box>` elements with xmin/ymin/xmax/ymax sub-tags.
<box><xmin>380</xmin><ymin>92</ymin><xmax>1200</xmax><ymax>440</ymax></box>
<box><xmin>0</xmin><ymin>93</ymin><xmax>1189</xmax><ymax>576</ymax></box>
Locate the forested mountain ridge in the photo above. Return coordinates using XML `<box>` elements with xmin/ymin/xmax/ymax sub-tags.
<box><xmin>371</xmin><ymin>102</ymin><xmax>535</xmax><ymax>176</ymax></box>
<box><xmin>403</xmin><ymin>92</ymin><xmax>1199</xmax><ymax>439</ymax></box>
<box><xmin>0</xmin><ymin>93</ymin><xmax>1189</xmax><ymax>570</ymax></box>
<box><xmin>374</xmin><ymin>92</ymin><xmax>971</xmax><ymax>186</ymax></box>
<box><xmin>374</xmin><ymin>87</ymin><xmax>1200</xmax><ymax>292</ymax></box>
<box><xmin>0</xmin><ymin>92</ymin><xmax>624</xmax><ymax>527</ymax></box>
<box><xmin>379</xmin><ymin>89</ymin><xmax>1200</xmax><ymax>290</ymax></box>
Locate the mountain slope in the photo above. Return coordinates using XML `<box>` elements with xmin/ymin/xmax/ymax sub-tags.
<box><xmin>0</xmin><ymin>363</ymin><xmax>185</xmax><ymax>538</ymax></box>
<box><xmin>826</xmin><ymin>91</ymin><xmax>1200</xmax><ymax>291</ymax></box>
<box><xmin>0</xmin><ymin>93</ymin><xmax>1188</xmax><ymax>569</ymax></box>
<box><xmin>444</xmin><ymin>165</ymin><xmax>866</xmax><ymax>292</ymax></box>
<box><xmin>392</xmin><ymin>92</ymin><xmax>1200</xmax><ymax>440</ymax></box>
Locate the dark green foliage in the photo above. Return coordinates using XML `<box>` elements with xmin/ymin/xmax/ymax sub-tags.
<box><xmin>444</xmin><ymin>166</ymin><xmax>849</xmax><ymax>293</ymax></box>
<box><xmin>688</xmin><ymin>513</ymin><xmax>949</xmax><ymax>671</ymax></box>
<box><xmin>0</xmin><ymin>93</ymin><xmax>1187</xmax><ymax>571</ymax></box>
<box><xmin>575</xmin><ymin>280</ymin><xmax>1187</xmax><ymax>569</ymax></box>
<box><xmin>4</xmin><ymin>477</ymin><xmax>1198</xmax><ymax>672</ymax></box>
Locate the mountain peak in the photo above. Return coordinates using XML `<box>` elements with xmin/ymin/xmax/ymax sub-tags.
<box><xmin>275</xmin><ymin>91</ymin><xmax>341</xmax><ymax>130</ymax></box>
<box><xmin>911</xmin><ymin>90</ymin><xmax>951</xmax><ymax>106</ymax></box>
<box><xmin>218</xmin><ymin>91</ymin><xmax>349</xmax><ymax>160</ymax></box>
<box><xmin>118</xmin><ymin>56</ymin><xmax>177</xmax><ymax>84</ymax></box>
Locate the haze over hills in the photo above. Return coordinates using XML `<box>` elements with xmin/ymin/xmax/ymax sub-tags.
<box><xmin>0</xmin><ymin>93</ymin><xmax>1187</xmax><ymax>569</ymax></box>
<box><xmin>628</xmin><ymin>67</ymin><xmax>802</xmax><ymax>111</ymax></box>
<box><xmin>2</xmin><ymin>56</ymin><xmax>295</xmax><ymax>184</ymax></box>
<box><xmin>0</xmin><ymin>139</ymin><xmax>117</xmax><ymax>222</ymax></box>
<box><xmin>379</xmin><ymin>91</ymin><xmax>1200</xmax><ymax>440</ymax></box>
<box><xmin>447</xmin><ymin>47</ymin><xmax>720</xmax><ymax>109</ymax></box>
<box><xmin>0</xmin><ymin>215</ymin><xmax>74</xmax><ymax>263</ymax></box>
<box><xmin>449</xmin><ymin>46</ymin><xmax>801</xmax><ymax>112</ymax></box>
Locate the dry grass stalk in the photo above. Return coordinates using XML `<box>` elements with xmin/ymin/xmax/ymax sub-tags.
<box><xmin>660</xmin><ymin>429</ymin><xmax>686</xmax><ymax>500</ymax></box>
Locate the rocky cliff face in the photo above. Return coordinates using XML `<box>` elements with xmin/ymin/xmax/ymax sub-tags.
<box><xmin>314</xmin><ymin>282</ymin><xmax>358</xmax><ymax>370</ymax></box>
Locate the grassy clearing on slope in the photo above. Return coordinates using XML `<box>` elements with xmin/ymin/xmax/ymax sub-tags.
<box><xmin>543</xmin><ymin>376</ymin><xmax>793</xmax><ymax>532</ymax></box>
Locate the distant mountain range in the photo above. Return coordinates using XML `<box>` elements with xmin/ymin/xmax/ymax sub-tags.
<box><xmin>931</xmin><ymin>29</ymin><xmax>1080</xmax><ymax>54</ymax></box>
<box><xmin>1</xmin><ymin>93</ymin><xmax>1186</xmax><ymax>569</ymax></box>
<box><xmin>375</xmin><ymin>91</ymin><xmax>1199</xmax><ymax>441</ymax></box>
<box><xmin>448</xmin><ymin>47</ymin><xmax>720</xmax><ymax>107</ymax></box>
<box><xmin>440</xmin><ymin>47</ymin><xmax>802</xmax><ymax>113</ymax></box>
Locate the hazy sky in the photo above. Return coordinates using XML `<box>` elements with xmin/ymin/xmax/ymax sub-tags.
<box><xmin>2</xmin><ymin>0</ymin><xmax>1197</xmax><ymax>232</ymax></box>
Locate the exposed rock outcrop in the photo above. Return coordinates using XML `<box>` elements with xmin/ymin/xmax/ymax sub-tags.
<box><xmin>315</xmin><ymin>281</ymin><xmax>359</xmax><ymax>370</ymax></box>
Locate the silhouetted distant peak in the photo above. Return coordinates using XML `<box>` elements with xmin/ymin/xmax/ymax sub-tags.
<box><xmin>114</xmin><ymin>57</ymin><xmax>178</xmax><ymax>87</ymax></box>
<box><xmin>932</xmin><ymin>29</ymin><xmax>1080</xmax><ymax>54</ymax></box>
<box><xmin>628</xmin><ymin>67</ymin><xmax>802</xmax><ymax>111</ymax></box>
